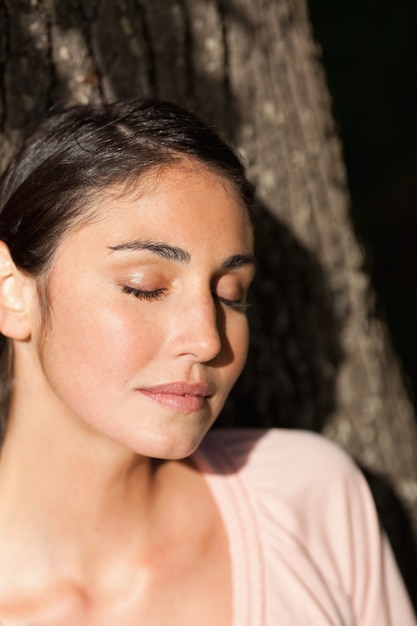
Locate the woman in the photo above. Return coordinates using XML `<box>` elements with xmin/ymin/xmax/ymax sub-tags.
<box><xmin>0</xmin><ymin>99</ymin><xmax>414</xmax><ymax>625</ymax></box>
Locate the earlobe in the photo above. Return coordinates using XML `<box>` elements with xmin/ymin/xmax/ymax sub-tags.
<box><xmin>0</xmin><ymin>242</ymin><xmax>33</xmax><ymax>340</ymax></box>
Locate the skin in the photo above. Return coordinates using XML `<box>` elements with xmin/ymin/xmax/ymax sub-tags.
<box><xmin>0</xmin><ymin>162</ymin><xmax>255</xmax><ymax>624</ymax></box>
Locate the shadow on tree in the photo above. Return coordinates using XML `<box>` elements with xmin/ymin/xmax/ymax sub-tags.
<box><xmin>224</xmin><ymin>202</ymin><xmax>344</xmax><ymax>431</ymax></box>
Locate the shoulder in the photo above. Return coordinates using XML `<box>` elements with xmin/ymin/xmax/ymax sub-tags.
<box><xmin>199</xmin><ymin>427</ymin><xmax>373</xmax><ymax>548</ymax></box>
<box><xmin>198</xmin><ymin>429</ymin><xmax>417</xmax><ymax>625</ymax></box>
<box><xmin>199</xmin><ymin>430</ymin><xmax>371</xmax><ymax>606</ymax></box>
<box><xmin>201</xmin><ymin>427</ymin><xmax>360</xmax><ymax>486</ymax></box>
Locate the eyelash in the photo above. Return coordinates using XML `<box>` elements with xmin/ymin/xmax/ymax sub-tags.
<box><xmin>122</xmin><ymin>286</ymin><xmax>250</xmax><ymax>312</ymax></box>
<box><xmin>218</xmin><ymin>297</ymin><xmax>251</xmax><ymax>312</ymax></box>
<box><xmin>122</xmin><ymin>286</ymin><xmax>166</xmax><ymax>300</ymax></box>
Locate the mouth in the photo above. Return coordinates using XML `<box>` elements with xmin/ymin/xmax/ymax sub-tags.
<box><xmin>138</xmin><ymin>382</ymin><xmax>213</xmax><ymax>414</ymax></box>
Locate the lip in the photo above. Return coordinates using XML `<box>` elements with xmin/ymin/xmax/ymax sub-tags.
<box><xmin>138</xmin><ymin>382</ymin><xmax>213</xmax><ymax>414</ymax></box>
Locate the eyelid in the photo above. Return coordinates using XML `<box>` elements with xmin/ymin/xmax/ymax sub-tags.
<box><xmin>219</xmin><ymin>297</ymin><xmax>251</xmax><ymax>312</ymax></box>
<box><xmin>122</xmin><ymin>285</ymin><xmax>166</xmax><ymax>300</ymax></box>
<box><xmin>213</xmin><ymin>273</ymin><xmax>252</xmax><ymax>308</ymax></box>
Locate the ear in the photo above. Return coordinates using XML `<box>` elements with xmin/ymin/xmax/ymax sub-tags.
<box><xmin>0</xmin><ymin>242</ymin><xmax>34</xmax><ymax>341</ymax></box>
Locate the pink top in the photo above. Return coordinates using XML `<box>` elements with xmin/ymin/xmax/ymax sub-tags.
<box><xmin>192</xmin><ymin>428</ymin><xmax>416</xmax><ymax>626</ymax></box>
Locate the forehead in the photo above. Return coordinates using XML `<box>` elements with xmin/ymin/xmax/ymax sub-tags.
<box><xmin>55</xmin><ymin>162</ymin><xmax>254</xmax><ymax>261</ymax></box>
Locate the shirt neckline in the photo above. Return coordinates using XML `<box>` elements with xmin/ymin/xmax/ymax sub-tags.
<box><xmin>192</xmin><ymin>434</ymin><xmax>264</xmax><ymax>626</ymax></box>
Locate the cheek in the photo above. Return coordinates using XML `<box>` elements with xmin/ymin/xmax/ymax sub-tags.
<box><xmin>39</xmin><ymin>291</ymin><xmax>161</xmax><ymax>395</ymax></box>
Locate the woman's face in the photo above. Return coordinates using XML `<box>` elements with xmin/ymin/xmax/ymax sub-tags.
<box><xmin>31</xmin><ymin>163</ymin><xmax>255</xmax><ymax>459</ymax></box>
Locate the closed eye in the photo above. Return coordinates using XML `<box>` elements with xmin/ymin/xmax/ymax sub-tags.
<box><xmin>122</xmin><ymin>285</ymin><xmax>250</xmax><ymax>311</ymax></box>
<box><xmin>122</xmin><ymin>286</ymin><xmax>166</xmax><ymax>300</ymax></box>
<box><xmin>217</xmin><ymin>296</ymin><xmax>251</xmax><ymax>312</ymax></box>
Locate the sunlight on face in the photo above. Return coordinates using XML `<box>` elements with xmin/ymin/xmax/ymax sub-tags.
<box><xmin>32</xmin><ymin>163</ymin><xmax>255</xmax><ymax>459</ymax></box>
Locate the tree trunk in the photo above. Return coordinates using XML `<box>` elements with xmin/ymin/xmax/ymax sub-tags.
<box><xmin>1</xmin><ymin>0</ymin><xmax>417</xmax><ymax>600</ymax></box>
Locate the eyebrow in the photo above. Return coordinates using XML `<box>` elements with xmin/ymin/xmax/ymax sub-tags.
<box><xmin>108</xmin><ymin>239</ymin><xmax>257</xmax><ymax>270</ymax></box>
<box><xmin>109</xmin><ymin>239</ymin><xmax>191</xmax><ymax>263</ymax></box>
<box><xmin>221</xmin><ymin>254</ymin><xmax>258</xmax><ymax>270</ymax></box>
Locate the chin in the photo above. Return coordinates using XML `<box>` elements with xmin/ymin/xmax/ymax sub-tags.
<box><xmin>130</xmin><ymin>424</ymin><xmax>210</xmax><ymax>461</ymax></box>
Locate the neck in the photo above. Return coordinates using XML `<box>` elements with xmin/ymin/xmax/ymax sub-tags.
<box><xmin>0</xmin><ymin>392</ymin><xmax>165</xmax><ymax>583</ymax></box>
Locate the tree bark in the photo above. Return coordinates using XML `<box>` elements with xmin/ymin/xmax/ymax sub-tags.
<box><xmin>1</xmin><ymin>0</ymin><xmax>417</xmax><ymax>600</ymax></box>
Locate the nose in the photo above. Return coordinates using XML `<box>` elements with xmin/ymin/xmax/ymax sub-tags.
<box><xmin>170</xmin><ymin>291</ymin><xmax>222</xmax><ymax>363</ymax></box>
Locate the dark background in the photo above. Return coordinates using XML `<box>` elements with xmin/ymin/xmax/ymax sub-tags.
<box><xmin>309</xmin><ymin>0</ymin><xmax>417</xmax><ymax>404</ymax></box>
